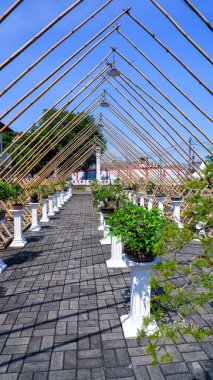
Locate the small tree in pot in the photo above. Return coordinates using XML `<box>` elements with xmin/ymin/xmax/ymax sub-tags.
<box><xmin>0</xmin><ymin>181</ymin><xmax>15</xmax><ymax>218</ymax></box>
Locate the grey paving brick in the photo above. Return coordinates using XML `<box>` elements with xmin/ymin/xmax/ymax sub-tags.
<box><xmin>133</xmin><ymin>365</ymin><xmax>150</xmax><ymax>380</ymax></box>
<box><xmin>105</xmin><ymin>366</ymin><xmax>135</xmax><ymax>379</ymax></box>
<box><xmin>48</xmin><ymin>370</ymin><xmax>76</xmax><ymax>380</ymax></box>
<box><xmin>147</xmin><ymin>365</ymin><xmax>165</xmax><ymax>380</ymax></box>
<box><xmin>161</xmin><ymin>362</ymin><xmax>189</xmax><ymax>375</ymax></box>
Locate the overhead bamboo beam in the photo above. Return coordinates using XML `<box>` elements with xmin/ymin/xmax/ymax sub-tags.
<box><xmin>150</xmin><ymin>0</ymin><xmax>213</xmax><ymax>64</ymax></box>
<box><xmin>1</xmin><ymin>0</ymin><xmax>114</xmax><ymax>96</ymax></box>
<box><xmin>182</xmin><ymin>0</ymin><xmax>213</xmax><ymax>31</ymax></box>
<box><xmin>0</xmin><ymin>72</ymin><xmax>105</xmax><ymax>178</ymax></box>
<box><xmin>114</xmin><ymin>48</ymin><xmax>213</xmax><ymax>137</ymax></box>
<box><xmin>108</xmin><ymin>104</ymin><xmax>186</xmax><ymax>182</ymax></box>
<box><xmin>118</xmin><ymin>72</ymin><xmax>208</xmax><ymax>164</ymax></box>
<box><xmin>107</xmin><ymin>94</ymin><xmax>188</xmax><ymax>180</ymax></box>
<box><xmin>117</xmin><ymin>29</ymin><xmax>212</xmax><ymax>96</ymax></box>
<box><xmin>1</xmin><ymin>24</ymin><xmax>119</xmax><ymax>126</ymax></box>
<box><xmin>106</xmin><ymin>75</ymin><xmax>201</xmax><ymax>172</ymax></box>
<box><xmin>127</xmin><ymin>12</ymin><xmax>212</xmax><ymax>90</ymax></box>
<box><xmin>6</xmin><ymin>100</ymin><xmax>99</xmax><ymax>181</ymax></box>
<box><xmin>0</xmin><ymin>0</ymin><xmax>24</xmax><ymax>23</ymax></box>
<box><xmin>0</xmin><ymin>0</ymin><xmax>84</xmax><ymax>69</ymax></box>
<box><xmin>120</xmin><ymin>72</ymin><xmax>213</xmax><ymax>155</ymax></box>
<box><xmin>0</xmin><ymin>52</ymin><xmax>111</xmax><ymax>158</ymax></box>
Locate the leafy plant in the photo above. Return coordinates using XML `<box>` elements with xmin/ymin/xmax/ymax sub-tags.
<box><xmin>107</xmin><ymin>203</ymin><xmax>166</xmax><ymax>261</ymax></box>
<box><xmin>0</xmin><ymin>181</ymin><xmax>15</xmax><ymax>200</ymax></box>
<box><xmin>146</xmin><ymin>181</ymin><xmax>156</xmax><ymax>194</ymax></box>
<box><xmin>9</xmin><ymin>183</ymin><xmax>26</xmax><ymax>206</ymax></box>
<box><xmin>137</xmin><ymin>156</ymin><xmax>213</xmax><ymax>364</ymax></box>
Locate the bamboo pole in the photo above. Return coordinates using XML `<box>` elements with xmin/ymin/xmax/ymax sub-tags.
<box><xmin>0</xmin><ymin>67</ymin><xmax>106</xmax><ymax>174</ymax></box>
<box><xmin>0</xmin><ymin>0</ymin><xmax>24</xmax><ymax>23</ymax></box>
<box><xmin>0</xmin><ymin>0</ymin><xmax>84</xmax><ymax>69</ymax></box>
<box><xmin>0</xmin><ymin>52</ymin><xmax>111</xmax><ymax>159</ymax></box>
<box><xmin>118</xmin><ymin>73</ymin><xmax>208</xmax><ymax>164</ymax></box>
<box><xmin>109</xmin><ymin>105</ymin><xmax>186</xmax><ymax>183</ymax></box>
<box><xmin>127</xmin><ymin>12</ymin><xmax>212</xmax><ymax>91</ymax></box>
<box><xmin>150</xmin><ymin>0</ymin><xmax>213</xmax><ymax>64</ymax></box>
<box><xmin>107</xmin><ymin>94</ymin><xmax>188</xmax><ymax>181</ymax></box>
<box><xmin>114</xmin><ymin>48</ymin><xmax>213</xmax><ymax>138</ymax></box>
<box><xmin>1</xmin><ymin>25</ymin><xmax>119</xmax><ymax>125</ymax></box>
<box><xmin>105</xmin><ymin>76</ymin><xmax>201</xmax><ymax>173</ymax></box>
<box><xmin>1</xmin><ymin>0</ymin><xmax>114</xmax><ymax>96</ymax></box>
<box><xmin>117</xmin><ymin>29</ymin><xmax>212</xmax><ymax>96</ymax></box>
<box><xmin>182</xmin><ymin>0</ymin><xmax>213</xmax><ymax>31</ymax></box>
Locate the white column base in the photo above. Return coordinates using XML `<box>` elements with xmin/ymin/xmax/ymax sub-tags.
<box><xmin>53</xmin><ymin>194</ymin><xmax>59</xmax><ymax>212</ymax></box>
<box><xmin>120</xmin><ymin>314</ymin><xmax>158</xmax><ymax>338</ymax></box>
<box><xmin>10</xmin><ymin>238</ymin><xmax>27</xmax><ymax>248</ymax></box>
<box><xmin>132</xmin><ymin>193</ymin><xmax>137</xmax><ymax>205</ymax></box>
<box><xmin>29</xmin><ymin>203</ymin><xmax>41</xmax><ymax>232</ymax></box>
<box><xmin>57</xmin><ymin>192</ymin><xmax>62</xmax><ymax>208</ymax></box>
<box><xmin>120</xmin><ymin>256</ymin><xmax>159</xmax><ymax>339</ymax></box>
<box><xmin>147</xmin><ymin>195</ymin><xmax>154</xmax><ymax>211</ymax></box>
<box><xmin>106</xmin><ymin>237</ymin><xmax>127</xmax><ymax>268</ymax></box>
<box><xmin>100</xmin><ymin>219</ymin><xmax>111</xmax><ymax>245</ymax></box>
<box><xmin>60</xmin><ymin>191</ymin><xmax>65</xmax><ymax>205</ymax></box>
<box><xmin>140</xmin><ymin>192</ymin><xmax>145</xmax><ymax>207</ymax></box>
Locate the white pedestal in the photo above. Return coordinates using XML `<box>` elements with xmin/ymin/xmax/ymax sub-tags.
<box><xmin>40</xmin><ymin>199</ymin><xmax>50</xmax><ymax>223</ymax></box>
<box><xmin>0</xmin><ymin>221</ymin><xmax>7</xmax><ymax>273</ymax></box>
<box><xmin>57</xmin><ymin>192</ymin><xmax>62</xmax><ymax>208</ymax></box>
<box><xmin>157</xmin><ymin>196</ymin><xmax>166</xmax><ymax>212</ymax></box>
<box><xmin>98</xmin><ymin>212</ymin><xmax>104</xmax><ymax>231</ymax></box>
<box><xmin>120</xmin><ymin>256</ymin><xmax>159</xmax><ymax>338</ymax></box>
<box><xmin>132</xmin><ymin>193</ymin><xmax>137</xmax><ymax>205</ymax></box>
<box><xmin>10</xmin><ymin>209</ymin><xmax>27</xmax><ymax>248</ymax></box>
<box><xmin>48</xmin><ymin>196</ymin><xmax>55</xmax><ymax>216</ymax></box>
<box><xmin>63</xmin><ymin>191</ymin><xmax>68</xmax><ymax>202</ymax></box>
<box><xmin>106</xmin><ymin>236</ymin><xmax>127</xmax><ymax>268</ymax></box>
<box><xmin>172</xmin><ymin>198</ymin><xmax>183</xmax><ymax>228</ymax></box>
<box><xmin>60</xmin><ymin>191</ymin><xmax>65</xmax><ymax>205</ymax></box>
<box><xmin>100</xmin><ymin>221</ymin><xmax>111</xmax><ymax>245</ymax></box>
<box><xmin>53</xmin><ymin>194</ymin><xmax>59</xmax><ymax>212</ymax></box>
<box><xmin>29</xmin><ymin>203</ymin><xmax>41</xmax><ymax>232</ymax></box>
<box><xmin>128</xmin><ymin>191</ymin><xmax>132</xmax><ymax>201</ymax></box>
<box><xmin>147</xmin><ymin>195</ymin><xmax>154</xmax><ymax>211</ymax></box>
<box><xmin>140</xmin><ymin>192</ymin><xmax>145</xmax><ymax>207</ymax></box>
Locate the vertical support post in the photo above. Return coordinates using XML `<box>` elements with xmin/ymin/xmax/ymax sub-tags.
<box><xmin>156</xmin><ymin>196</ymin><xmax>166</xmax><ymax>212</ymax></box>
<box><xmin>95</xmin><ymin>146</ymin><xmax>101</xmax><ymax>181</ymax></box>
<box><xmin>53</xmin><ymin>194</ymin><xmax>59</xmax><ymax>212</ymax></box>
<box><xmin>57</xmin><ymin>192</ymin><xmax>62</xmax><ymax>208</ymax></box>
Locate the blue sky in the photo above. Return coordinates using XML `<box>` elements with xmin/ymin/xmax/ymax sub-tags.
<box><xmin>0</xmin><ymin>0</ymin><xmax>212</xmax><ymax>164</ymax></box>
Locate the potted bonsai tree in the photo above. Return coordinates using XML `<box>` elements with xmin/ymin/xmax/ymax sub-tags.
<box><xmin>107</xmin><ymin>202</ymin><xmax>166</xmax><ymax>337</ymax></box>
<box><xmin>9</xmin><ymin>183</ymin><xmax>26</xmax><ymax>210</ymax></box>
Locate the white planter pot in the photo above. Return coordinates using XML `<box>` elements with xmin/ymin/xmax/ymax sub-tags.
<box><xmin>132</xmin><ymin>193</ymin><xmax>137</xmax><ymax>205</ymax></box>
<box><xmin>100</xmin><ymin>219</ymin><xmax>111</xmax><ymax>245</ymax></box>
<box><xmin>57</xmin><ymin>192</ymin><xmax>62</xmax><ymax>208</ymax></box>
<box><xmin>120</xmin><ymin>255</ymin><xmax>159</xmax><ymax>338</ymax></box>
<box><xmin>10</xmin><ymin>209</ymin><xmax>27</xmax><ymax>248</ymax></box>
<box><xmin>48</xmin><ymin>196</ymin><xmax>55</xmax><ymax>216</ymax></box>
<box><xmin>147</xmin><ymin>195</ymin><xmax>154</xmax><ymax>210</ymax></box>
<box><xmin>172</xmin><ymin>197</ymin><xmax>183</xmax><ymax>228</ymax></box>
<box><xmin>40</xmin><ymin>199</ymin><xmax>50</xmax><ymax>223</ymax></box>
<box><xmin>140</xmin><ymin>192</ymin><xmax>145</xmax><ymax>207</ymax></box>
<box><xmin>98</xmin><ymin>212</ymin><xmax>104</xmax><ymax>231</ymax></box>
<box><xmin>106</xmin><ymin>236</ymin><xmax>127</xmax><ymax>268</ymax></box>
<box><xmin>29</xmin><ymin>203</ymin><xmax>41</xmax><ymax>232</ymax></box>
<box><xmin>53</xmin><ymin>194</ymin><xmax>59</xmax><ymax>212</ymax></box>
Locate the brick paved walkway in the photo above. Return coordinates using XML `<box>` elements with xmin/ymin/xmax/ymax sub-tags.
<box><xmin>0</xmin><ymin>194</ymin><xmax>212</xmax><ymax>380</ymax></box>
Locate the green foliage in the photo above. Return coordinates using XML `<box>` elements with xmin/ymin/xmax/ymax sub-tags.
<box><xmin>0</xmin><ymin>180</ymin><xmax>15</xmax><ymax>201</ymax></box>
<box><xmin>107</xmin><ymin>203</ymin><xmax>166</xmax><ymax>260</ymax></box>
<box><xmin>137</xmin><ymin>155</ymin><xmax>213</xmax><ymax>364</ymax></box>
<box><xmin>92</xmin><ymin>179</ymin><xmax>127</xmax><ymax>209</ymax></box>
<box><xmin>2</xmin><ymin>108</ymin><xmax>106</xmax><ymax>175</ymax></box>
<box><xmin>9</xmin><ymin>183</ymin><xmax>26</xmax><ymax>205</ymax></box>
<box><xmin>146</xmin><ymin>181</ymin><xmax>156</xmax><ymax>194</ymax></box>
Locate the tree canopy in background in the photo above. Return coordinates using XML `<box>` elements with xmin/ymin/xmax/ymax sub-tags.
<box><xmin>2</xmin><ymin>108</ymin><xmax>106</xmax><ymax>175</ymax></box>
